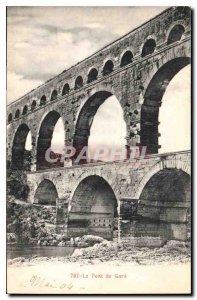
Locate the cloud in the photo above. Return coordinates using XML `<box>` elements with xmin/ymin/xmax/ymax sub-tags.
<box><xmin>7</xmin><ymin>6</ymin><xmax>167</xmax><ymax>102</ymax></box>
<box><xmin>7</xmin><ymin>72</ymin><xmax>43</xmax><ymax>104</ymax></box>
<box><xmin>8</xmin><ymin>7</ymin><xmax>190</xmax><ymax>156</ymax></box>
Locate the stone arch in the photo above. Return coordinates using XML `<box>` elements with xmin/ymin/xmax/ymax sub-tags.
<box><xmin>167</xmin><ymin>24</ymin><xmax>185</xmax><ymax>45</ymax></box>
<box><xmin>136</xmin><ymin>165</ymin><xmax>191</xmax><ymax>240</ymax></box>
<box><xmin>74</xmin><ymin>85</ymin><xmax>115</xmax><ymax>125</ymax></box>
<box><xmin>103</xmin><ymin>59</ymin><xmax>114</xmax><ymax>76</ymax></box>
<box><xmin>11</xmin><ymin>123</ymin><xmax>32</xmax><ymax>170</ymax></box>
<box><xmin>69</xmin><ymin>170</ymin><xmax>119</xmax><ymax>207</ymax></box>
<box><xmin>120</xmin><ymin>50</ymin><xmax>133</xmax><ymax>66</ymax></box>
<box><xmin>141</xmin><ymin>38</ymin><xmax>156</xmax><ymax>57</ymax></box>
<box><xmin>36</xmin><ymin>110</ymin><xmax>64</xmax><ymax>170</ymax></box>
<box><xmin>165</xmin><ymin>19</ymin><xmax>187</xmax><ymax>44</ymax></box>
<box><xmin>8</xmin><ymin>113</ymin><xmax>12</xmax><ymax>123</ymax></box>
<box><xmin>15</xmin><ymin>109</ymin><xmax>20</xmax><ymax>119</ymax></box>
<box><xmin>40</xmin><ymin>95</ymin><xmax>47</xmax><ymax>106</ymax></box>
<box><xmin>31</xmin><ymin>100</ymin><xmax>37</xmax><ymax>111</ymax></box>
<box><xmin>50</xmin><ymin>89</ymin><xmax>58</xmax><ymax>101</ymax></box>
<box><xmin>34</xmin><ymin>179</ymin><xmax>58</xmax><ymax>205</ymax></box>
<box><xmin>62</xmin><ymin>83</ymin><xmax>70</xmax><ymax>96</ymax></box>
<box><xmin>87</xmin><ymin>68</ymin><xmax>98</xmax><ymax>83</ymax></box>
<box><xmin>73</xmin><ymin>90</ymin><xmax>126</xmax><ymax>163</ymax></box>
<box><xmin>135</xmin><ymin>158</ymin><xmax>191</xmax><ymax>200</ymax></box>
<box><xmin>75</xmin><ymin>75</ymin><xmax>83</xmax><ymax>90</ymax></box>
<box><xmin>22</xmin><ymin>105</ymin><xmax>28</xmax><ymax>115</ymax></box>
<box><xmin>68</xmin><ymin>175</ymin><xmax>118</xmax><ymax>239</ymax></box>
<box><xmin>140</xmin><ymin>57</ymin><xmax>191</xmax><ymax>154</ymax></box>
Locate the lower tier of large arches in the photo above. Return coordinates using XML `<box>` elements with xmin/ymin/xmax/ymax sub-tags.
<box><xmin>23</xmin><ymin>153</ymin><xmax>191</xmax><ymax>242</ymax></box>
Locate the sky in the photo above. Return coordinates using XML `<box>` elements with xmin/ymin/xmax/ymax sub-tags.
<box><xmin>7</xmin><ymin>6</ymin><xmax>168</xmax><ymax>103</ymax></box>
<box><xmin>7</xmin><ymin>6</ymin><xmax>190</xmax><ymax>157</ymax></box>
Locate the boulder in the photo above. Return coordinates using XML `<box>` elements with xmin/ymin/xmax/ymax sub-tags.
<box><xmin>81</xmin><ymin>235</ymin><xmax>106</xmax><ymax>246</ymax></box>
<box><xmin>58</xmin><ymin>241</ymin><xmax>65</xmax><ymax>247</ymax></box>
<box><xmin>164</xmin><ymin>240</ymin><xmax>186</xmax><ymax>249</ymax></box>
<box><xmin>51</xmin><ymin>239</ymin><xmax>58</xmax><ymax>246</ymax></box>
<box><xmin>72</xmin><ymin>248</ymin><xmax>84</xmax><ymax>257</ymax></box>
<box><xmin>11</xmin><ymin>257</ymin><xmax>26</xmax><ymax>263</ymax></box>
<box><xmin>7</xmin><ymin>233</ymin><xmax>16</xmax><ymax>243</ymax></box>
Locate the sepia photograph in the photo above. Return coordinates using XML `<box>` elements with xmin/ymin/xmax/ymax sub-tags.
<box><xmin>6</xmin><ymin>4</ymin><xmax>191</xmax><ymax>294</ymax></box>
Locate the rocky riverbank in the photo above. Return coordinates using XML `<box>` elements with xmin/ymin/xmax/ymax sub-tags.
<box><xmin>7</xmin><ymin>200</ymin><xmax>107</xmax><ymax>247</ymax></box>
<box><xmin>7</xmin><ymin>239</ymin><xmax>191</xmax><ymax>267</ymax></box>
<box><xmin>7</xmin><ymin>199</ymin><xmax>56</xmax><ymax>245</ymax></box>
<box><xmin>7</xmin><ymin>199</ymin><xmax>191</xmax><ymax>268</ymax></box>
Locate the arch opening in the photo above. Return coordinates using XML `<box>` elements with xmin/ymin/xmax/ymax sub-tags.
<box><xmin>103</xmin><ymin>60</ymin><xmax>114</xmax><ymax>76</ymax></box>
<box><xmin>167</xmin><ymin>24</ymin><xmax>185</xmax><ymax>45</ymax></box>
<box><xmin>15</xmin><ymin>109</ymin><xmax>20</xmax><ymax>119</ymax></box>
<box><xmin>87</xmin><ymin>68</ymin><xmax>98</xmax><ymax>83</ymax></box>
<box><xmin>73</xmin><ymin>91</ymin><xmax>127</xmax><ymax>164</ymax></box>
<box><xmin>68</xmin><ymin>175</ymin><xmax>118</xmax><ymax>240</ymax></box>
<box><xmin>120</xmin><ymin>50</ymin><xmax>133</xmax><ymax>66</ymax></box>
<box><xmin>12</xmin><ymin>124</ymin><xmax>32</xmax><ymax>170</ymax></box>
<box><xmin>22</xmin><ymin>105</ymin><xmax>28</xmax><ymax>115</ymax></box>
<box><xmin>140</xmin><ymin>57</ymin><xmax>191</xmax><ymax>154</ymax></box>
<box><xmin>75</xmin><ymin>76</ymin><xmax>83</xmax><ymax>90</ymax></box>
<box><xmin>36</xmin><ymin>111</ymin><xmax>65</xmax><ymax>170</ymax></box>
<box><xmin>62</xmin><ymin>83</ymin><xmax>70</xmax><ymax>96</ymax></box>
<box><xmin>141</xmin><ymin>39</ymin><xmax>156</xmax><ymax>57</ymax></box>
<box><xmin>50</xmin><ymin>90</ymin><xmax>57</xmax><ymax>101</ymax></box>
<box><xmin>31</xmin><ymin>100</ymin><xmax>36</xmax><ymax>111</ymax></box>
<box><xmin>158</xmin><ymin>65</ymin><xmax>190</xmax><ymax>153</ymax></box>
<box><xmin>34</xmin><ymin>179</ymin><xmax>58</xmax><ymax>205</ymax></box>
<box><xmin>8</xmin><ymin>113</ymin><xmax>12</xmax><ymax>123</ymax></box>
<box><xmin>40</xmin><ymin>95</ymin><xmax>46</xmax><ymax>106</ymax></box>
<box><xmin>137</xmin><ymin>168</ymin><xmax>191</xmax><ymax>240</ymax></box>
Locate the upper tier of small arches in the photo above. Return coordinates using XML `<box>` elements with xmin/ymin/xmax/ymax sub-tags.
<box><xmin>7</xmin><ymin>23</ymin><xmax>187</xmax><ymax>123</ymax></box>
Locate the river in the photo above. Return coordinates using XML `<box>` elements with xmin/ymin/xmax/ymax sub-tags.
<box><xmin>7</xmin><ymin>244</ymin><xmax>77</xmax><ymax>259</ymax></box>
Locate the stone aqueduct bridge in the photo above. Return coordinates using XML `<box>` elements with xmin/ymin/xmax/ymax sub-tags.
<box><xmin>27</xmin><ymin>150</ymin><xmax>191</xmax><ymax>240</ymax></box>
<box><xmin>7</xmin><ymin>7</ymin><xmax>191</xmax><ymax>241</ymax></box>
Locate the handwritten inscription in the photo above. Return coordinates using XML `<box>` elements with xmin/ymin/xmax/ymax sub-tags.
<box><xmin>23</xmin><ymin>275</ymin><xmax>73</xmax><ymax>290</ymax></box>
<box><xmin>22</xmin><ymin>272</ymin><xmax>128</xmax><ymax>291</ymax></box>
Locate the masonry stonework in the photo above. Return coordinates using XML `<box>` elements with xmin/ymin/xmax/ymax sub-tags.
<box><xmin>7</xmin><ymin>7</ymin><xmax>191</xmax><ymax>241</ymax></box>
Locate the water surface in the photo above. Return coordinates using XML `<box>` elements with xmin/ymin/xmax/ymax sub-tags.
<box><xmin>7</xmin><ymin>244</ymin><xmax>77</xmax><ymax>259</ymax></box>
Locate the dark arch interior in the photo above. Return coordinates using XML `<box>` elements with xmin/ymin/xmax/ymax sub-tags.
<box><xmin>51</xmin><ymin>90</ymin><xmax>57</xmax><ymax>101</ymax></box>
<box><xmin>121</xmin><ymin>50</ymin><xmax>133</xmax><ymax>66</ymax></box>
<box><xmin>8</xmin><ymin>113</ymin><xmax>12</xmax><ymax>123</ymax></box>
<box><xmin>68</xmin><ymin>175</ymin><xmax>118</xmax><ymax>239</ymax></box>
<box><xmin>75</xmin><ymin>76</ymin><xmax>83</xmax><ymax>90</ymax></box>
<box><xmin>36</xmin><ymin>111</ymin><xmax>63</xmax><ymax>170</ymax></box>
<box><xmin>12</xmin><ymin>124</ymin><xmax>31</xmax><ymax>170</ymax></box>
<box><xmin>103</xmin><ymin>60</ymin><xmax>114</xmax><ymax>76</ymax></box>
<box><xmin>34</xmin><ymin>179</ymin><xmax>58</xmax><ymax>205</ymax></box>
<box><xmin>140</xmin><ymin>169</ymin><xmax>190</xmax><ymax>203</ymax></box>
<box><xmin>40</xmin><ymin>95</ymin><xmax>46</xmax><ymax>106</ymax></box>
<box><xmin>137</xmin><ymin>168</ymin><xmax>190</xmax><ymax>240</ymax></box>
<box><xmin>140</xmin><ymin>57</ymin><xmax>190</xmax><ymax>154</ymax></box>
<box><xmin>31</xmin><ymin>100</ymin><xmax>36</xmax><ymax>111</ymax></box>
<box><xmin>87</xmin><ymin>68</ymin><xmax>98</xmax><ymax>83</ymax></box>
<box><xmin>62</xmin><ymin>83</ymin><xmax>70</xmax><ymax>95</ymax></box>
<box><xmin>15</xmin><ymin>109</ymin><xmax>20</xmax><ymax>119</ymax></box>
<box><xmin>141</xmin><ymin>39</ymin><xmax>156</xmax><ymax>57</ymax></box>
<box><xmin>22</xmin><ymin>105</ymin><xmax>28</xmax><ymax>115</ymax></box>
<box><xmin>167</xmin><ymin>24</ymin><xmax>185</xmax><ymax>45</ymax></box>
<box><xmin>73</xmin><ymin>91</ymin><xmax>112</xmax><ymax>163</ymax></box>
<box><xmin>138</xmin><ymin>168</ymin><xmax>191</xmax><ymax>228</ymax></box>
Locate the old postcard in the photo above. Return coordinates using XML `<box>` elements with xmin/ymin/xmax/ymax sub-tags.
<box><xmin>6</xmin><ymin>6</ymin><xmax>191</xmax><ymax>294</ymax></box>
